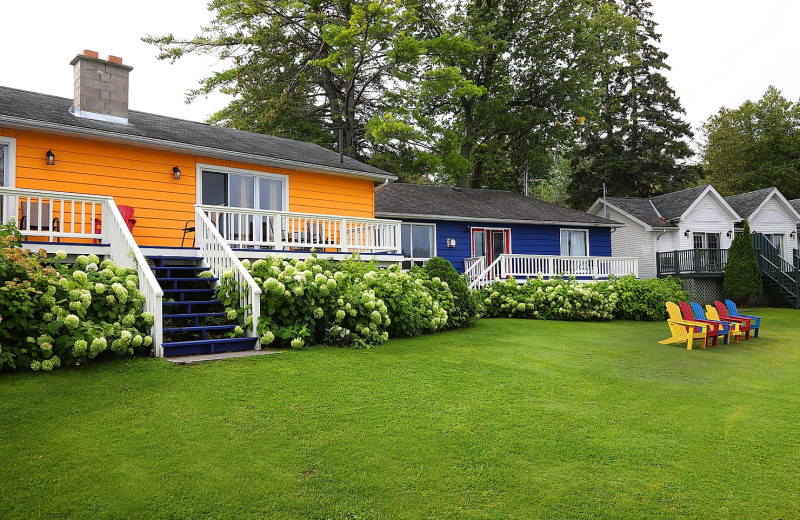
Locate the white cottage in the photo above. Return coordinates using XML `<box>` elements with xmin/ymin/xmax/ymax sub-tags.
<box><xmin>725</xmin><ymin>187</ymin><xmax>800</xmax><ymax>260</ymax></box>
<box><xmin>587</xmin><ymin>185</ymin><xmax>741</xmax><ymax>279</ymax></box>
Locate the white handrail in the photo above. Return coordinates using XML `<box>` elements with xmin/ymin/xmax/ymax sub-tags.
<box><xmin>195</xmin><ymin>206</ymin><xmax>262</xmax><ymax>347</ymax></box>
<box><xmin>464</xmin><ymin>257</ymin><xmax>485</xmax><ymax>280</ymax></box>
<box><xmin>103</xmin><ymin>199</ymin><xmax>164</xmax><ymax>356</ymax></box>
<box><xmin>196</xmin><ymin>204</ymin><xmax>402</xmax><ymax>253</ymax></box>
<box><xmin>0</xmin><ymin>186</ymin><xmax>105</xmax><ymax>241</ymax></box>
<box><xmin>469</xmin><ymin>256</ymin><xmax>503</xmax><ymax>290</ymax></box>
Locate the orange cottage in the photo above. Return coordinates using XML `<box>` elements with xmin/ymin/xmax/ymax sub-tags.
<box><xmin>0</xmin><ymin>51</ymin><xmax>402</xmax><ymax>357</ymax></box>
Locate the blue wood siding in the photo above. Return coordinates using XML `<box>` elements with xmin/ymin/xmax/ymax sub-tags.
<box><xmin>402</xmin><ymin>219</ymin><xmax>612</xmax><ymax>273</ymax></box>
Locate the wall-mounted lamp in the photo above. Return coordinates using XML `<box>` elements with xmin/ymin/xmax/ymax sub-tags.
<box><xmin>684</xmin><ymin>229</ymin><xmax>690</xmax><ymax>238</ymax></box>
<box><xmin>791</xmin><ymin>231</ymin><xmax>797</xmax><ymax>239</ymax></box>
<box><xmin>45</xmin><ymin>150</ymin><xmax>56</xmax><ymax>166</ymax></box>
<box><xmin>464</xmin><ymin>226</ymin><xmax>471</xmax><ymax>233</ymax></box>
<box><xmin>172</xmin><ymin>166</ymin><xmax>181</xmax><ymax>180</ymax></box>
<box><xmin>727</xmin><ymin>230</ymin><xmax>733</xmax><ymax>238</ymax></box>
<box><xmin>446</xmin><ymin>238</ymin><xmax>456</xmax><ymax>248</ymax></box>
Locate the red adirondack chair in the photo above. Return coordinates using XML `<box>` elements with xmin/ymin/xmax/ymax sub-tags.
<box><xmin>117</xmin><ymin>205</ymin><xmax>137</xmax><ymax>233</ymax></box>
<box><xmin>714</xmin><ymin>301</ymin><xmax>752</xmax><ymax>340</ymax></box>
<box><xmin>678</xmin><ymin>301</ymin><xmax>720</xmax><ymax>346</ymax></box>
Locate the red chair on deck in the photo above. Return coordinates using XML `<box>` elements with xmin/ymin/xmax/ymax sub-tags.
<box><xmin>93</xmin><ymin>205</ymin><xmax>137</xmax><ymax>243</ymax></box>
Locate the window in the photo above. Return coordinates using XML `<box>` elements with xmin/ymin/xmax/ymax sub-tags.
<box><xmin>692</xmin><ymin>232</ymin><xmax>720</xmax><ymax>249</ymax></box>
<box><xmin>401</xmin><ymin>223</ymin><xmax>435</xmax><ymax>267</ymax></box>
<box><xmin>693</xmin><ymin>233</ymin><xmax>704</xmax><ymax>249</ymax></box>
<box><xmin>200</xmin><ymin>167</ymin><xmax>287</xmax><ymax>211</ymax></box>
<box><xmin>560</xmin><ymin>229</ymin><xmax>588</xmax><ymax>256</ymax></box>
<box><xmin>765</xmin><ymin>233</ymin><xmax>785</xmax><ymax>256</ymax></box>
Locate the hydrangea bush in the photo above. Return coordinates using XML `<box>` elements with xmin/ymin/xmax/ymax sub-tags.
<box><xmin>215</xmin><ymin>255</ymin><xmax>457</xmax><ymax>349</ymax></box>
<box><xmin>0</xmin><ymin>227</ymin><xmax>154</xmax><ymax>371</ymax></box>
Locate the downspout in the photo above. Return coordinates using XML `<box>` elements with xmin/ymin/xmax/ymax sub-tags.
<box><xmin>374</xmin><ymin>179</ymin><xmax>389</xmax><ymax>192</ymax></box>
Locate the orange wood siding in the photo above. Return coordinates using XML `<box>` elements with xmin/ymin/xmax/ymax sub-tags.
<box><xmin>0</xmin><ymin>128</ymin><xmax>376</xmax><ymax>246</ymax></box>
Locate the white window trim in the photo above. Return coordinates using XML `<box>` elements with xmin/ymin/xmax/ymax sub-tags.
<box><xmin>470</xmin><ymin>227</ymin><xmax>512</xmax><ymax>257</ymax></box>
<box><xmin>560</xmin><ymin>228</ymin><xmax>590</xmax><ymax>256</ymax></box>
<box><xmin>196</xmin><ymin>163</ymin><xmax>289</xmax><ymax>211</ymax></box>
<box><xmin>0</xmin><ymin>136</ymin><xmax>16</xmax><ymax>189</ymax></box>
<box><xmin>401</xmin><ymin>222</ymin><xmax>437</xmax><ymax>263</ymax></box>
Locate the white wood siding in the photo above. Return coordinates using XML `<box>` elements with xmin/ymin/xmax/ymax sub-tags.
<box><xmin>679</xmin><ymin>192</ymin><xmax>736</xmax><ymax>250</ymax></box>
<box><xmin>597</xmin><ymin>207</ymin><xmax>658</xmax><ymax>279</ymax></box>
<box><xmin>750</xmin><ymin>197</ymin><xmax>798</xmax><ymax>261</ymax></box>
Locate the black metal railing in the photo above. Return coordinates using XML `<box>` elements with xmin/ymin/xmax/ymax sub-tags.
<box><xmin>656</xmin><ymin>248</ymin><xmax>728</xmax><ymax>276</ymax></box>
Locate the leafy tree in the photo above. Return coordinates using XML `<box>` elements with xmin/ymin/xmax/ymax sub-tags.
<box><xmin>702</xmin><ymin>86</ymin><xmax>800</xmax><ymax>198</ymax></box>
<box><xmin>144</xmin><ymin>0</ymin><xmax>422</xmax><ymax>159</ymax></box>
<box><xmin>723</xmin><ymin>220</ymin><xmax>763</xmax><ymax>305</ymax></box>
<box><xmin>568</xmin><ymin>0</ymin><xmax>695</xmax><ymax>209</ymax></box>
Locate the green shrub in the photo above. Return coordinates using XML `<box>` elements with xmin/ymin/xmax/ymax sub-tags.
<box><xmin>217</xmin><ymin>255</ymin><xmax>455</xmax><ymax>349</ymax></box>
<box><xmin>610</xmin><ymin>276</ymin><xmax>689</xmax><ymax>321</ymax></box>
<box><xmin>724</xmin><ymin>220</ymin><xmax>763</xmax><ymax>305</ymax></box>
<box><xmin>0</xmin><ymin>225</ymin><xmax>153</xmax><ymax>371</ymax></box>
<box><xmin>481</xmin><ymin>277</ymin><xmax>617</xmax><ymax>321</ymax></box>
<box><xmin>424</xmin><ymin>257</ymin><xmax>480</xmax><ymax>328</ymax></box>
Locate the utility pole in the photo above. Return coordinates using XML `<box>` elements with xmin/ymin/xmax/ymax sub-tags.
<box><xmin>524</xmin><ymin>159</ymin><xmax>530</xmax><ymax>197</ymax></box>
<box><xmin>602</xmin><ymin>183</ymin><xmax>607</xmax><ymax>218</ymax></box>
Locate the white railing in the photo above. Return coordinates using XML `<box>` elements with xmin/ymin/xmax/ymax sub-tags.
<box><xmin>464</xmin><ymin>257</ymin><xmax>485</xmax><ymax>280</ymax></box>
<box><xmin>195</xmin><ymin>206</ymin><xmax>262</xmax><ymax>346</ymax></box>
<box><xmin>0</xmin><ymin>187</ymin><xmax>105</xmax><ymax>241</ymax></box>
<box><xmin>103</xmin><ymin>199</ymin><xmax>164</xmax><ymax>356</ymax></box>
<box><xmin>468</xmin><ymin>254</ymin><xmax>639</xmax><ymax>289</ymax></box>
<box><xmin>196</xmin><ymin>204</ymin><xmax>402</xmax><ymax>254</ymax></box>
<box><xmin>0</xmin><ymin>187</ymin><xmax>164</xmax><ymax>355</ymax></box>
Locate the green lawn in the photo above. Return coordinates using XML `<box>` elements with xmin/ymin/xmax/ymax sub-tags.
<box><xmin>2</xmin><ymin>310</ymin><xmax>799</xmax><ymax>519</ymax></box>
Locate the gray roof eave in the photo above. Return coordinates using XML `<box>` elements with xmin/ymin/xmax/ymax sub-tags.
<box><xmin>0</xmin><ymin>114</ymin><xmax>398</xmax><ymax>182</ymax></box>
<box><xmin>374</xmin><ymin>211</ymin><xmax>623</xmax><ymax>228</ymax></box>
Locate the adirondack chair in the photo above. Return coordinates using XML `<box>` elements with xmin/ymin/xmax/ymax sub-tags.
<box><xmin>724</xmin><ymin>300</ymin><xmax>761</xmax><ymax>338</ymax></box>
<box><xmin>712</xmin><ymin>301</ymin><xmax>752</xmax><ymax>340</ymax></box>
<box><xmin>679</xmin><ymin>301</ymin><xmax>720</xmax><ymax>346</ymax></box>
<box><xmin>691</xmin><ymin>302</ymin><xmax>741</xmax><ymax>344</ymax></box>
<box><xmin>703</xmin><ymin>305</ymin><xmax>743</xmax><ymax>343</ymax></box>
<box><xmin>659</xmin><ymin>302</ymin><xmax>710</xmax><ymax>350</ymax></box>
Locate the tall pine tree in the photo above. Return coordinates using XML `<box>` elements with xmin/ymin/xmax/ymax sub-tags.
<box><xmin>568</xmin><ymin>0</ymin><xmax>695</xmax><ymax>209</ymax></box>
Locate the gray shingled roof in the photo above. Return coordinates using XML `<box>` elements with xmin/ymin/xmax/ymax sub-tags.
<box><xmin>790</xmin><ymin>199</ymin><xmax>800</xmax><ymax>214</ymax></box>
<box><xmin>605</xmin><ymin>197</ymin><xmax>675</xmax><ymax>228</ymax></box>
<box><xmin>724</xmin><ymin>187</ymin><xmax>774</xmax><ymax>218</ymax></box>
<box><xmin>375</xmin><ymin>184</ymin><xmax>619</xmax><ymax>226</ymax></box>
<box><xmin>650</xmin><ymin>185</ymin><xmax>711</xmax><ymax>220</ymax></box>
<box><xmin>0</xmin><ymin>86</ymin><xmax>394</xmax><ymax>180</ymax></box>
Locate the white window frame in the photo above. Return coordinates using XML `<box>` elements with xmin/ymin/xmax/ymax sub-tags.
<box><xmin>0</xmin><ymin>136</ymin><xmax>17</xmax><ymax>224</ymax></box>
<box><xmin>560</xmin><ymin>228</ymin><xmax>589</xmax><ymax>256</ymax></box>
<box><xmin>196</xmin><ymin>163</ymin><xmax>289</xmax><ymax>211</ymax></box>
<box><xmin>765</xmin><ymin>233</ymin><xmax>785</xmax><ymax>256</ymax></box>
<box><xmin>401</xmin><ymin>222</ymin><xmax>437</xmax><ymax>266</ymax></box>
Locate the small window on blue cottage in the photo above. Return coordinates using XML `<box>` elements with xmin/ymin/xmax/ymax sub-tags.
<box><xmin>401</xmin><ymin>223</ymin><xmax>436</xmax><ymax>267</ymax></box>
<box><xmin>560</xmin><ymin>229</ymin><xmax>588</xmax><ymax>256</ymax></box>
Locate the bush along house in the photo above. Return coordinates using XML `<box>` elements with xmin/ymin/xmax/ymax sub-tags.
<box><xmin>374</xmin><ymin>183</ymin><xmax>637</xmax><ymax>289</ymax></box>
<box><xmin>0</xmin><ymin>50</ymin><xmax>404</xmax><ymax>357</ymax></box>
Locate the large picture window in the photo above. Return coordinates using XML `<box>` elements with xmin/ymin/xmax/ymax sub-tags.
<box><xmin>560</xmin><ymin>229</ymin><xmax>588</xmax><ymax>256</ymax></box>
<box><xmin>200</xmin><ymin>167</ymin><xmax>287</xmax><ymax>211</ymax></box>
<box><xmin>401</xmin><ymin>223</ymin><xmax>435</xmax><ymax>267</ymax></box>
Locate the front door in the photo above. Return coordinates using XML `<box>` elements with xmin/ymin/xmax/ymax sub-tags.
<box><xmin>472</xmin><ymin>228</ymin><xmax>511</xmax><ymax>272</ymax></box>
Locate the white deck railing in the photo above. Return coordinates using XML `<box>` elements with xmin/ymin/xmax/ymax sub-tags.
<box><xmin>0</xmin><ymin>187</ymin><xmax>164</xmax><ymax>354</ymax></box>
<box><xmin>195</xmin><ymin>206</ymin><xmax>262</xmax><ymax>346</ymax></box>
<box><xmin>468</xmin><ymin>254</ymin><xmax>639</xmax><ymax>289</ymax></box>
<box><xmin>464</xmin><ymin>257</ymin><xmax>485</xmax><ymax>280</ymax></box>
<box><xmin>196</xmin><ymin>204</ymin><xmax>402</xmax><ymax>254</ymax></box>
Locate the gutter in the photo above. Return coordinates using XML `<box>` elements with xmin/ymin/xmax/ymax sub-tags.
<box><xmin>374</xmin><ymin>212</ymin><xmax>623</xmax><ymax>228</ymax></box>
<box><xmin>0</xmin><ymin>115</ymin><xmax>398</xmax><ymax>182</ymax></box>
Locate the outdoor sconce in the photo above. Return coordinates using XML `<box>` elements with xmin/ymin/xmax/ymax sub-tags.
<box><xmin>446</xmin><ymin>238</ymin><xmax>456</xmax><ymax>248</ymax></box>
<box><xmin>684</xmin><ymin>229</ymin><xmax>690</xmax><ymax>238</ymax></box>
<box><xmin>45</xmin><ymin>150</ymin><xmax>55</xmax><ymax>166</ymax></box>
<box><xmin>172</xmin><ymin>166</ymin><xmax>181</xmax><ymax>180</ymax></box>
<box><xmin>727</xmin><ymin>230</ymin><xmax>733</xmax><ymax>238</ymax></box>
<box><xmin>464</xmin><ymin>226</ymin><xmax>471</xmax><ymax>233</ymax></box>
<box><xmin>791</xmin><ymin>231</ymin><xmax>797</xmax><ymax>239</ymax></box>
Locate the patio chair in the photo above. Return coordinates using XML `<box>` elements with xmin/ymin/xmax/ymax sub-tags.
<box><xmin>659</xmin><ymin>302</ymin><xmax>710</xmax><ymax>350</ymax></box>
<box><xmin>19</xmin><ymin>202</ymin><xmax>60</xmax><ymax>239</ymax></box>
<box><xmin>702</xmin><ymin>305</ymin><xmax>743</xmax><ymax>343</ymax></box>
<box><xmin>678</xmin><ymin>301</ymin><xmax>720</xmax><ymax>346</ymax></box>
<box><xmin>690</xmin><ymin>301</ymin><xmax>740</xmax><ymax>344</ymax></box>
<box><xmin>117</xmin><ymin>205</ymin><xmax>137</xmax><ymax>233</ymax></box>
<box><xmin>710</xmin><ymin>301</ymin><xmax>752</xmax><ymax>340</ymax></box>
<box><xmin>724</xmin><ymin>300</ymin><xmax>761</xmax><ymax>338</ymax></box>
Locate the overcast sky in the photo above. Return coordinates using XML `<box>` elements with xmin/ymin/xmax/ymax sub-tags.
<box><xmin>3</xmin><ymin>0</ymin><xmax>800</xmax><ymax>144</ymax></box>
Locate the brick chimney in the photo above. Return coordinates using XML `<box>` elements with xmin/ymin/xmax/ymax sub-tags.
<box><xmin>70</xmin><ymin>50</ymin><xmax>133</xmax><ymax>124</ymax></box>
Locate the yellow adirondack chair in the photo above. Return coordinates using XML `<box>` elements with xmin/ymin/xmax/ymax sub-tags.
<box><xmin>705</xmin><ymin>305</ymin><xmax>743</xmax><ymax>342</ymax></box>
<box><xmin>659</xmin><ymin>302</ymin><xmax>709</xmax><ymax>350</ymax></box>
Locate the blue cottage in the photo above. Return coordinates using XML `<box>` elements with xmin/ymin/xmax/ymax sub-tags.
<box><xmin>375</xmin><ymin>184</ymin><xmax>635</xmax><ymax>287</ymax></box>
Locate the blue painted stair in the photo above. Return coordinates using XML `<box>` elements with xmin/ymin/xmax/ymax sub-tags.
<box><xmin>149</xmin><ymin>255</ymin><xmax>258</xmax><ymax>357</ymax></box>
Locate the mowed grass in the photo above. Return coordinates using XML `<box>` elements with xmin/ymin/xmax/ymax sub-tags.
<box><xmin>1</xmin><ymin>310</ymin><xmax>799</xmax><ymax>520</ymax></box>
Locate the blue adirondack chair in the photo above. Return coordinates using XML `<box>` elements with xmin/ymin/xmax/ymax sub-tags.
<box><xmin>690</xmin><ymin>301</ymin><xmax>735</xmax><ymax>345</ymax></box>
<box><xmin>725</xmin><ymin>300</ymin><xmax>761</xmax><ymax>338</ymax></box>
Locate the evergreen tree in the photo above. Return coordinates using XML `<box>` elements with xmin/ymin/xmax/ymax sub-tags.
<box><xmin>723</xmin><ymin>221</ymin><xmax>763</xmax><ymax>305</ymax></box>
<box><xmin>568</xmin><ymin>0</ymin><xmax>695</xmax><ymax>209</ymax></box>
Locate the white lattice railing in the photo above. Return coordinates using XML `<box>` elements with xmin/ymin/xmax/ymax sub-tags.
<box><xmin>196</xmin><ymin>204</ymin><xmax>402</xmax><ymax>254</ymax></box>
<box><xmin>103</xmin><ymin>199</ymin><xmax>164</xmax><ymax>356</ymax></box>
<box><xmin>195</xmin><ymin>206</ymin><xmax>262</xmax><ymax>346</ymax></box>
<box><xmin>464</xmin><ymin>256</ymin><xmax>486</xmax><ymax>280</ymax></box>
<box><xmin>468</xmin><ymin>254</ymin><xmax>639</xmax><ymax>289</ymax></box>
<box><xmin>0</xmin><ymin>187</ymin><xmax>164</xmax><ymax>355</ymax></box>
